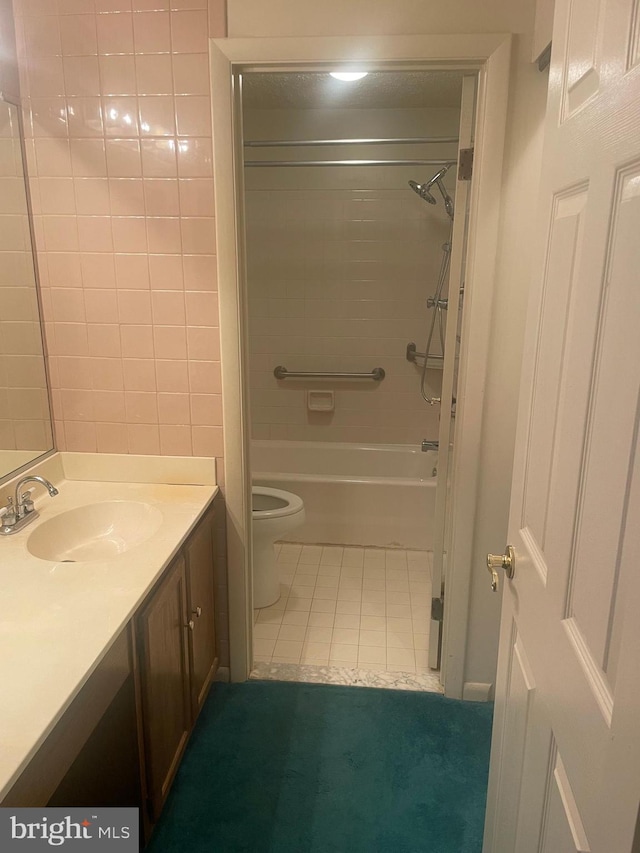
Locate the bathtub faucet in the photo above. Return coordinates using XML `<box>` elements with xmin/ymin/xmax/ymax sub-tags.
<box><xmin>421</xmin><ymin>440</ymin><xmax>439</xmax><ymax>452</ymax></box>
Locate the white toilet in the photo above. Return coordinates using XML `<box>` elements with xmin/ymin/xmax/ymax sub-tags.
<box><xmin>252</xmin><ymin>486</ymin><xmax>306</xmax><ymax>609</ymax></box>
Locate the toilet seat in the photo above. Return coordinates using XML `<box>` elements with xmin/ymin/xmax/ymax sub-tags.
<box><xmin>252</xmin><ymin>486</ymin><xmax>304</xmax><ymax>520</ymax></box>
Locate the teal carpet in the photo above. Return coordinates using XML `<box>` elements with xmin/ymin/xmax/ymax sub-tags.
<box><xmin>148</xmin><ymin>681</ymin><xmax>493</xmax><ymax>853</ymax></box>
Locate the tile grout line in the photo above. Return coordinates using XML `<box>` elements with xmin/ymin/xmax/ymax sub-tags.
<box><xmin>254</xmin><ymin>544</ymin><xmax>434</xmax><ymax>679</ymax></box>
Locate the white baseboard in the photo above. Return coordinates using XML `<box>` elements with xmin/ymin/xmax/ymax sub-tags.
<box><xmin>214</xmin><ymin>666</ymin><xmax>230</xmax><ymax>683</ymax></box>
<box><xmin>462</xmin><ymin>681</ymin><xmax>493</xmax><ymax>702</ymax></box>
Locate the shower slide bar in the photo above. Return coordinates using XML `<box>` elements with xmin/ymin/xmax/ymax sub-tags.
<box><xmin>274</xmin><ymin>366</ymin><xmax>385</xmax><ymax>381</ymax></box>
<box><xmin>245</xmin><ymin>158</ymin><xmax>457</xmax><ymax>168</ymax></box>
<box><xmin>245</xmin><ymin>137</ymin><xmax>459</xmax><ymax>147</ymax></box>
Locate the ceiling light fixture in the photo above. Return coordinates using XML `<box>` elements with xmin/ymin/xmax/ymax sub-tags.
<box><xmin>330</xmin><ymin>71</ymin><xmax>368</xmax><ymax>82</ymax></box>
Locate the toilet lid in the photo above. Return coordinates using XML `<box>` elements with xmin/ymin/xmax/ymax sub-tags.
<box><xmin>252</xmin><ymin>486</ymin><xmax>304</xmax><ymax>519</ymax></box>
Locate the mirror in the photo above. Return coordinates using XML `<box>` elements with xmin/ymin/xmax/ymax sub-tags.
<box><xmin>0</xmin><ymin>98</ymin><xmax>53</xmax><ymax>481</ymax></box>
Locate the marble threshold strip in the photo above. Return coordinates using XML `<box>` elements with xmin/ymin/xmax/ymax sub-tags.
<box><xmin>250</xmin><ymin>660</ymin><xmax>443</xmax><ymax>693</ymax></box>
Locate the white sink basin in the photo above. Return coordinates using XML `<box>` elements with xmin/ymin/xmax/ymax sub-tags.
<box><xmin>27</xmin><ymin>501</ymin><xmax>163</xmax><ymax>562</ymax></box>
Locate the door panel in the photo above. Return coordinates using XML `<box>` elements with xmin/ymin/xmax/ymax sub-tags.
<box><xmin>137</xmin><ymin>555</ymin><xmax>190</xmax><ymax>821</ymax></box>
<box><xmin>629</xmin><ymin>2</ymin><xmax>640</xmax><ymax>70</ymax></box>
<box><xmin>562</xmin><ymin>0</ymin><xmax>604</xmax><ymax>118</ymax></box>
<box><xmin>185</xmin><ymin>509</ymin><xmax>217</xmax><ymax>719</ymax></box>
<box><xmin>490</xmin><ymin>624</ymin><xmax>536</xmax><ymax>853</ymax></box>
<box><xmin>522</xmin><ymin>187</ymin><xmax>588</xmax><ymax>552</ymax></box>
<box><xmin>484</xmin><ymin>0</ymin><xmax>640</xmax><ymax>848</ymax></box>
<box><xmin>568</xmin><ymin>163</ymin><xmax>640</xmax><ymax>687</ymax></box>
<box><xmin>540</xmin><ymin>751</ymin><xmax>590</xmax><ymax>853</ymax></box>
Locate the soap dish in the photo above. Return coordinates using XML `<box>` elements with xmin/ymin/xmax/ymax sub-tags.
<box><xmin>307</xmin><ymin>390</ymin><xmax>334</xmax><ymax>412</ymax></box>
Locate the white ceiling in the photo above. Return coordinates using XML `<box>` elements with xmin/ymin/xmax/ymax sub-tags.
<box><xmin>242</xmin><ymin>71</ymin><xmax>467</xmax><ymax>110</ymax></box>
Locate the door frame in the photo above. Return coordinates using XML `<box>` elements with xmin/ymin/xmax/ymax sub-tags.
<box><xmin>429</xmin><ymin>73</ymin><xmax>476</xmax><ymax>671</ymax></box>
<box><xmin>210</xmin><ymin>33</ymin><xmax>512</xmax><ymax>692</ymax></box>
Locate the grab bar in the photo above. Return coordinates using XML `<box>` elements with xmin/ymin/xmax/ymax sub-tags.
<box><xmin>274</xmin><ymin>366</ymin><xmax>385</xmax><ymax>381</ymax></box>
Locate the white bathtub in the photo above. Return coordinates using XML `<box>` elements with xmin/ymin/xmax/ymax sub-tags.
<box><xmin>251</xmin><ymin>440</ymin><xmax>437</xmax><ymax>550</ymax></box>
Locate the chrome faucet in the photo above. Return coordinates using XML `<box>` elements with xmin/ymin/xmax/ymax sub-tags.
<box><xmin>15</xmin><ymin>476</ymin><xmax>59</xmax><ymax>518</ymax></box>
<box><xmin>1</xmin><ymin>475</ymin><xmax>59</xmax><ymax>535</ymax></box>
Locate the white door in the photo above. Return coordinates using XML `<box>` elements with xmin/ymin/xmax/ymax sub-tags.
<box><xmin>429</xmin><ymin>74</ymin><xmax>475</xmax><ymax>670</ymax></box>
<box><xmin>484</xmin><ymin>0</ymin><xmax>640</xmax><ymax>849</ymax></box>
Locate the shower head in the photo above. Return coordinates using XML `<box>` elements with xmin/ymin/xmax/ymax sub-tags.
<box><xmin>408</xmin><ymin>179</ymin><xmax>437</xmax><ymax>204</ymax></box>
<box><xmin>408</xmin><ymin>164</ymin><xmax>454</xmax><ymax>219</ymax></box>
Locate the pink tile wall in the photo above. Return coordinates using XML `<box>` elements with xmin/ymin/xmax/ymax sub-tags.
<box><xmin>0</xmin><ymin>0</ymin><xmax>20</xmax><ymax>98</ymax></box>
<box><xmin>13</xmin><ymin>0</ymin><xmax>225</xmax><ymax>460</ymax></box>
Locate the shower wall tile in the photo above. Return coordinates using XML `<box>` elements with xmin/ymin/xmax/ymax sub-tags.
<box><xmin>244</xmin><ymin>106</ymin><xmax>459</xmax><ymax>446</ymax></box>
<box><xmin>14</xmin><ymin>0</ymin><xmax>225</xmax><ymax>463</ymax></box>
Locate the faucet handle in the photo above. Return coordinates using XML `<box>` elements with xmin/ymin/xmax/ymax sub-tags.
<box><xmin>20</xmin><ymin>492</ymin><xmax>35</xmax><ymax>513</ymax></box>
<box><xmin>2</xmin><ymin>497</ymin><xmax>17</xmax><ymax>528</ymax></box>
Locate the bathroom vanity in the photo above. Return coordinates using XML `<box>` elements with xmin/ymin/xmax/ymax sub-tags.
<box><xmin>0</xmin><ymin>454</ymin><xmax>220</xmax><ymax>845</ymax></box>
<box><xmin>138</xmin><ymin>506</ymin><xmax>218</xmax><ymax>823</ymax></box>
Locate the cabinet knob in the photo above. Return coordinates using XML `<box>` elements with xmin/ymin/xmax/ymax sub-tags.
<box><xmin>185</xmin><ymin>619</ymin><xmax>195</xmax><ymax>631</ymax></box>
<box><xmin>192</xmin><ymin>606</ymin><xmax>202</xmax><ymax>618</ymax></box>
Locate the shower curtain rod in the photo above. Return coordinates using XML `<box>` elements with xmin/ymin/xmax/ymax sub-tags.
<box><xmin>245</xmin><ymin>158</ymin><xmax>457</xmax><ymax>168</ymax></box>
<box><xmin>244</xmin><ymin>136</ymin><xmax>459</xmax><ymax>147</ymax></box>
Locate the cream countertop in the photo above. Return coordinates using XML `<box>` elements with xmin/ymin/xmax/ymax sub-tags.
<box><xmin>0</xmin><ymin>468</ymin><xmax>218</xmax><ymax>801</ymax></box>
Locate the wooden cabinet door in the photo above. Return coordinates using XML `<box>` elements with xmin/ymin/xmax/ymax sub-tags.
<box><xmin>185</xmin><ymin>510</ymin><xmax>217</xmax><ymax>720</ymax></box>
<box><xmin>137</xmin><ymin>554</ymin><xmax>190</xmax><ymax>822</ymax></box>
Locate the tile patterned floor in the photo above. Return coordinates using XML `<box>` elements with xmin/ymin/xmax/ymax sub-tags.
<box><xmin>253</xmin><ymin>543</ymin><xmax>435</xmax><ymax>676</ymax></box>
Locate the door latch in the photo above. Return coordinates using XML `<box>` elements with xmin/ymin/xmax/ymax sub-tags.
<box><xmin>486</xmin><ymin>545</ymin><xmax>515</xmax><ymax>592</ymax></box>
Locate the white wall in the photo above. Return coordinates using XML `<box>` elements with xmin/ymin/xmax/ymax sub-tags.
<box><xmin>463</xmin><ymin>35</ymin><xmax>547</xmax><ymax>689</ymax></box>
<box><xmin>244</xmin><ymin>105</ymin><xmax>458</xmax><ymax>445</ymax></box>
<box><xmin>228</xmin><ymin>0</ymin><xmax>533</xmax><ymax>38</ymax></box>
<box><xmin>227</xmin><ymin>0</ymin><xmax>544</xmax><ymax>690</ymax></box>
